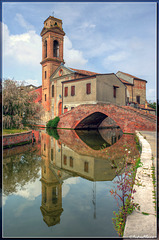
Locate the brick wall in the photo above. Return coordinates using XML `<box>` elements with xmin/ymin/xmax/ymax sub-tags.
<box><xmin>3</xmin><ymin>131</ymin><xmax>33</xmax><ymax>148</ymax></box>
<box><xmin>57</xmin><ymin>103</ymin><xmax>156</xmax><ymax>133</ymax></box>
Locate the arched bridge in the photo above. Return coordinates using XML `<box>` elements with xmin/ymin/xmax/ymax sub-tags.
<box><xmin>57</xmin><ymin>103</ymin><xmax>156</xmax><ymax>133</ymax></box>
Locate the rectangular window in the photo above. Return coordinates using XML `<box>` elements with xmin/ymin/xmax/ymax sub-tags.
<box><xmin>113</xmin><ymin>87</ymin><xmax>116</xmax><ymax>98</ymax></box>
<box><xmin>71</xmin><ymin>86</ymin><xmax>75</xmax><ymax>96</ymax></box>
<box><xmin>44</xmin><ymin>186</ymin><xmax>47</xmax><ymax>203</ymax></box>
<box><xmin>84</xmin><ymin>162</ymin><xmax>89</xmax><ymax>173</ymax></box>
<box><xmin>44</xmin><ymin>143</ymin><xmax>46</xmax><ymax>151</ymax></box>
<box><xmin>64</xmin><ymin>155</ymin><xmax>67</xmax><ymax>165</ymax></box>
<box><xmin>45</xmin><ymin>94</ymin><xmax>46</xmax><ymax>101</ymax></box>
<box><xmin>86</xmin><ymin>83</ymin><xmax>91</xmax><ymax>94</ymax></box>
<box><xmin>52</xmin><ymin>85</ymin><xmax>54</xmax><ymax>98</ymax></box>
<box><xmin>136</xmin><ymin>96</ymin><xmax>140</xmax><ymax>104</ymax></box>
<box><xmin>70</xmin><ymin>157</ymin><xmax>73</xmax><ymax>167</ymax></box>
<box><xmin>64</xmin><ymin>87</ymin><xmax>68</xmax><ymax>97</ymax></box>
<box><xmin>45</xmin><ymin>71</ymin><xmax>47</xmax><ymax>79</ymax></box>
<box><xmin>51</xmin><ymin>149</ymin><xmax>53</xmax><ymax>161</ymax></box>
<box><xmin>64</xmin><ymin>107</ymin><xmax>68</xmax><ymax>113</ymax></box>
<box><xmin>52</xmin><ymin>187</ymin><xmax>58</xmax><ymax>204</ymax></box>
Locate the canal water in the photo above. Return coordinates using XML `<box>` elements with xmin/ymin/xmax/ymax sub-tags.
<box><xmin>2</xmin><ymin>127</ymin><xmax>139</xmax><ymax>238</ymax></box>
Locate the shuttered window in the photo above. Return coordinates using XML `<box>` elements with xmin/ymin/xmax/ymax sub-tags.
<box><xmin>70</xmin><ymin>157</ymin><xmax>73</xmax><ymax>167</ymax></box>
<box><xmin>64</xmin><ymin>87</ymin><xmax>68</xmax><ymax>97</ymax></box>
<box><xmin>86</xmin><ymin>83</ymin><xmax>91</xmax><ymax>94</ymax></box>
<box><xmin>71</xmin><ymin>86</ymin><xmax>75</xmax><ymax>96</ymax></box>
<box><xmin>113</xmin><ymin>87</ymin><xmax>116</xmax><ymax>98</ymax></box>
<box><xmin>52</xmin><ymin>85</ymin><xmax>54</xmax><ymax>97</ymax></box>
<box><xmin>136</xmin><ymin>96</ymin><xmax>140</xmax><ymax>104</ymax></box>
<box><xmin>84</xmin><ymin>162</ymin><xmax>89</xmax><ymax>172</ymax></box>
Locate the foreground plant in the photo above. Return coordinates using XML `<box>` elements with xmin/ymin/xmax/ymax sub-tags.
<box><xmin>110</xmin><ymin>152</ymin><xmax>141</xmax><ymax>237</ymax></box>
<box><xmin>3</xmin><ymin>79</ymin><xmax>44</xmax><ymax>129</ymax></box>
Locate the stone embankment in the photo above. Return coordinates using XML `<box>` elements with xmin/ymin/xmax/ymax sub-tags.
<box><xmin>123</xmin><ymin>131</ymin><xmax>157</xmax><ymax>238</ymax></box>
<box><xmin>3</xmin><ymin>131</ymin><xmax>33</xmax><ymax>148</ymax></box>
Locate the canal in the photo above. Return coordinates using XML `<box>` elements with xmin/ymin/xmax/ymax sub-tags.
<box><xmin>2</xmin><ymin>127</ymin><xmax>140</xmax><ymax>237</ymax></box>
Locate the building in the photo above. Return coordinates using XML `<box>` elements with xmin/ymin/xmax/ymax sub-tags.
<box><xmin>116</xmin><ymin>71</ymin><xmax>147</xmax><ymax>105</ymax></box>
<box><xmin>37</xmin><ymin>15</ymin><xmax>147</xmax><ymax>122</ymax></box>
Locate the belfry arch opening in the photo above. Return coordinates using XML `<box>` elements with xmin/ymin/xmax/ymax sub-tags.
<box><xmin>44</xmin><ymin>40</ymin><xmax>47</xmax><ymax>58</ymax></box>
<box><xmin>53</xmin><ymin>40</ymin><xmax>59</xmax><ymax>57</ymax></box>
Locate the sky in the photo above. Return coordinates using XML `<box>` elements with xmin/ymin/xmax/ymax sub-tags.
<box><xmin>2</xmin><ymin>2</ymin><xmax>157</xmax><ymax>101</ymax></box>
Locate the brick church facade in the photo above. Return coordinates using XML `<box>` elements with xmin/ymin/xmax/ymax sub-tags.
<box><xmin>34</xmin><ymin>16</ymin><xmax>148</xmax><ymax>122</ymax></box>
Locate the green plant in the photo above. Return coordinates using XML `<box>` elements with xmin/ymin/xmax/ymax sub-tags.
<box><xmin>142</xmin><ymin>212</ymin><xmax>149</xmax><ymax>215</ymax></box>
<box><xmin>110</xmin><ymin>151</ymin><xmax>141</xmax><ymax>236</ymax></box>
<box><xmin>46</xmin><ymin>128</ymin><xmax>59</xmax><ymax>140</ymax></box>
<box><xmin>134</xmin><ymin>135</ymin><xmax>142</xmax><ymax>153</ymax></box>
<box><xmin>46</xmin><ymin>117</ymin><xmax>60</xmax><ymax>129</ymax></box>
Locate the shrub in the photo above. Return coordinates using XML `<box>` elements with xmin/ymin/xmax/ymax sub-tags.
<box><xmin>46</xmin><ymin>128</ymin><xmax>59</xmax><ymax>140</ymax></box>
<box><xmin>46</xmin><ymin>117</ymin><xmax>60</xmax><ymax>128</ymax></box>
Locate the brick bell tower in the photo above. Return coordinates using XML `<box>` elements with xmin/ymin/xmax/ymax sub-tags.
<box><xmin>40</xmin><ymin>16</ymin><xmax>65</xmax><ymax>121</ymax></box>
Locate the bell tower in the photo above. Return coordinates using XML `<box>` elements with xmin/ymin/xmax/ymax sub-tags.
<box><xmin>40</xmin><ymin>16</ymin><xmax>65</xmax><ymax>121</ymax></box>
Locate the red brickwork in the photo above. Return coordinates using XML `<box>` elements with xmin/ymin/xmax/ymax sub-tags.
<box><xmin>57</xmin><ymin>129</ymin><xmax>139</xmax><ymax>162</ymax></box>
<box><xmin>3</xmin><ymin>131</ymin><xmax>33</xmax><ymax>148</ymax></box>
<box><xmin>57</xmin><ymin>103</ymin><xmax>156</xmax><ymax>133</ymax></box>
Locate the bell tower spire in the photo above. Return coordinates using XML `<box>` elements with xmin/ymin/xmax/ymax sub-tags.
<box><xmin>40</xmin><ymin>16</ymin><xmax>65</xmax><ymax>121</ymax></box>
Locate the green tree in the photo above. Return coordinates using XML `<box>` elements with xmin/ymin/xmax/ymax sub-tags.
<box><xmin>148</xmin><ymin>101</ymin><xmax>156</xmax><ymax>110</ymax></box>
<box><xmin>3</xmin><ymin>79</ymin><xmax>44</xmax><ymax>129</ymax></box>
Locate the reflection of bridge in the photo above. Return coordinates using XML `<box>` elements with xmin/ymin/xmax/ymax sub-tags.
<box><xmin>57</xmin><ymin>103</ymin><xmax>156</xmax><ymax>133</ymax></box>
<box><xmin>40</xmin><ymin>128</ymin><xmax>140</xmax><ymax>227</ymax></box>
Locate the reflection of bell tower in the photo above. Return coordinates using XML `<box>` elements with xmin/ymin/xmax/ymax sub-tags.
<box><xmin>40</xmin><ymin>132</ymin><xmax>63</xmax><ymax>226</ymax></box>
<box><xmin>40</xmin><ymin>16</ymin><xmax>65</xmax><ymax>120</ymax></box>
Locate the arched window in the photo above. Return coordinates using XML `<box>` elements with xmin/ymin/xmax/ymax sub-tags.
<box><xmin>53</xmin><ymin>40</ymin><xmax>59</xmax><ymax>57</ymax></box>
<box><xmin>44</xmin><ymin>40</ymin><xmax>47</xmax><ymax>58</ymax></box>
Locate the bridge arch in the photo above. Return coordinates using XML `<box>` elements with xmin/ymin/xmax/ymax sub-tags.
<box><xmin>57</xmin><ymin>103</ymin><xmax>156</xmax><ymax>133</ymax></box>
<box><xmin>74</xmin><ymin>112</ymin><xmax>109</xmax><ymax>129</ymax></box>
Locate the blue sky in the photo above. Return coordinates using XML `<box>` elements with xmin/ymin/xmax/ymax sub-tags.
<box><xmin>2</xmin><ymin>2</ymin><xmax>156</xmax><ymax>101</ymax></box>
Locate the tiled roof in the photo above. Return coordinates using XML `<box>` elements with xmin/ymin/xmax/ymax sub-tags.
<box><xmin>70</xmin><ymin>68</ymin><xmax>98</xmax><ymax>76</ymax></box>
<box><xmin>30</xmin><ymin>86</ymin><xmax>42</xmax><ymax>103</ymax></box>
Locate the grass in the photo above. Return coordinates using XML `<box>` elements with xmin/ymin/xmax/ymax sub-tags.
<box><xmin>3</xmin><ymin>128</ymin><xmax>29</xmax><ymax>135</ymax></box>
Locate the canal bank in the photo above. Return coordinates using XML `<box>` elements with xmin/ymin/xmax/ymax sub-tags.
<box><xmin>123</xmin><ymin>131</ymin><xmax>157</xmax><ymax>238</ymax></box>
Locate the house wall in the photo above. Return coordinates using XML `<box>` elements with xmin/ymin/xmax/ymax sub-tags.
<box><xmin>96</xmin><ymin>74</ymin><xmax>126</xmax><ymax>105</ymax></box>
<box><xmin>133</xmin><ymin>79</ymin><xmax>146</xmax><ymax>104</ymax></box>
<box><xmin>62</xmin><ymin>77</ymin><xmax>97</xmax><ymax>111</ymax></box>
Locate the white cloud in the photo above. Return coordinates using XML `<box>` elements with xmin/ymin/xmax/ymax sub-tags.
<box><xmin>14</xmin><ymin>170</ymin><xmax>41</xmax><ymax>201</ymax></box>
<box><xmin>24</xmin><ymin>78</ymin><xmax>40</xmax><ymax>87</ymax></box>
<box><xmin>62</xmin><ymin>177</ymin><xmax>80</xmax><ymax>198</ymax></box>
<box><xmin>64</xmin><ymin>36</ymin><xmax>88</xmax><ymax>68</ymax></box>
<box><xmin>3</xmin><ymin>22</ymin><xmax>41</xmax><ymax>67</ymax></box>
<box><xmin>15</xmin><ymin>13</ymin><xmax>34</xmax><ymax>31</ymax></box>
<box><xmin>106</xmin><ymin>51</ymin><xmax>129</xmax><ymax>62</ymax></box>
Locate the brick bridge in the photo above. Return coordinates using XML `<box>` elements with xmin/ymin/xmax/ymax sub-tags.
<box><xmin>57</xmin><ymin>103</ymin><xmax>156</xmax><ymax>133</ymax></box>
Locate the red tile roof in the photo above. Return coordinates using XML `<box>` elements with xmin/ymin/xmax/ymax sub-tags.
<box><xmin>30</xmin><ymin>86</ymin><xmax>42</xmax><ymax>103</ymax></box>
<box><xmin>70</xmin><ymin>68</ymin><xmax>98</xmax><ymax>76</ymax></box>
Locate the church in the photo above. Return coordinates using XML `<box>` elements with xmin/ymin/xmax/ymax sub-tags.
<box><xmin>35</xmin><ymin>16</ymin><xmax>147</xmax><ymax>122</ymax></box>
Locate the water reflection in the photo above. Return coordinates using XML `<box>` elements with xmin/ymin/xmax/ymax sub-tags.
<box><xmin>40</xmin><ymin>128</ymin><xmax>139</xmax><ymax>227</ymax></box>
<box><xmin>3</xmin><ymin>127</ymin><xmax>140</xmax><ymax>236</ymax></box>
<box><xmin>3</xmin><ymin>143</ymin><xmax>41</xmax><ymax>196</ymax></box>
